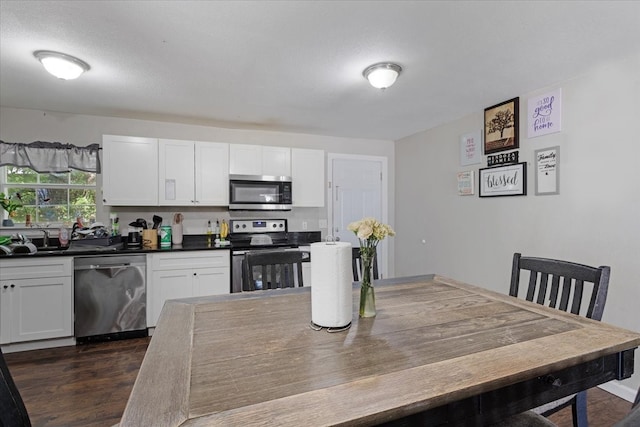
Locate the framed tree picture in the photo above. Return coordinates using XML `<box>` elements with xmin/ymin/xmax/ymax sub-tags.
<box><xmin>484</xmin><ymin>97</ymin><xmax>519</xmax><ymax>154</ymax></box>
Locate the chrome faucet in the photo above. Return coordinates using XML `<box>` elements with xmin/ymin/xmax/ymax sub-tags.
<box><xmin>40</xmin><ymin>229</ymin><xmax>50</xmax><ymax>247</ymax></box>
<box><xmin>32</xmin><ymin>224</ymin><xmax>51</xmax><ymax>247</ymax></box>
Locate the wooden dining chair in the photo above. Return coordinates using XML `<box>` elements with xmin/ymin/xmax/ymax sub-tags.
<box><xmin>352</xmin><ymin>247</ymin><xmax>379</xmax><ymax>281</ymax></box>
<box><xmin>242</xmin><ymin>250</ymin><xmax>304</xmax><ymax>291</ymax></box>
<box><xmin>1</xmin><ymin>348</ymin><xmax>32</xmax><ymax>427</ymax></box>
<box><xmin>510</xmin><ymin>252</ymin><xmax>611</xmax><ymax>427</ymax></box>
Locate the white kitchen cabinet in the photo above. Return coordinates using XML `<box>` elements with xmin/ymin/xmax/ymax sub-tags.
<box><xmin>262</xmin><ymin>146</ymin><xmax>291</xmax><ymax>176</ymax></box>
<box><xmin>302</xmin><ymin>262</ymin><xmax>311</xmax><ymax>287</ymax></box>
<box><xmin>0</xmin><ymin>257</ymin><xmax>73</xmax><ymax>344</ymax></box>
<box><xmin>158</xmin><ymin>139</ymin><xmax>229</xmax><ymax>206</ymax></box>
<box><xmin>147</xmin><ymin>251</ymin><xmax>230</xmax><ymax>327</ymax></box>
<box><xmin>292</xmin><ymin>148</ymin><xmax>325</xmax><ymax>207</ymax></box>
<box><xmin>195</xmin><ymin>141</ymin><xmax>229</xmax><ymax>205</ymax></box>
<box><xmin>229</xmin><ymin>144</ymin><xmax>291</xmax><ymax>176</ymax></box>
<box><xmin>229</xmin><ymin>144</ymin><xmax>262</xmax><ymax>175</ymax></box>
<box><xmin>102</xmin><ymin>135</ymin><xmax>159</xmax><ymax>206</ymax></box>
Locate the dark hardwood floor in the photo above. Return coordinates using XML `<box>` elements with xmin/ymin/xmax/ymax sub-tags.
<box><xmin>3</xmin><ymin>337</ymin><xmax>635</xmax><ymax>426</ymax></box>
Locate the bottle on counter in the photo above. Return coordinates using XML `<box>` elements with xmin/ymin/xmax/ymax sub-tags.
<box><xmin>206</xmin><ymin>220</ymin><xmax>213</xmax><ymax>246</ymax></box>
<box><xmin>59</xmin><ymin>226</ymin><xmax>69</xmax><ymax>247</ymax></box>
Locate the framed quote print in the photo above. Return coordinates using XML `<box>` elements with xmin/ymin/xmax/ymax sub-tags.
<box><xmin>535</xmin><ymin>146</ymin><xmax>559</xmax><ymax>195</ymax></box>
<box><xmin>479</xmin><ymin>162</ymin><xmax>527</xmax><ymax>197</ymax></box>
<box><xmin>484</xmin><ymin>97</ymin><xmax>519</xmax><ymax>155</ymax></box>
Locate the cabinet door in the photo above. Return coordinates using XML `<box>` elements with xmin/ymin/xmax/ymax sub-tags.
<box><xmin>103</xmin><ymin>135</ymin><xmax>158</xmax><ymax>205</ymax></box>
<box><xmin>159</xmin><ymin>139</ymin><xmax>196</xmax><ymax>205</ymax></box>
<box><xmin>149</xmin><ymin>269</ymin><xmax>194</xmax><ymax>327</ymax></box>
<box><xmin>195</xmin><ymin>141</ymin><xmax>229</xmax><ymax>205</ymax></box>
<box><xmin>9</xmin><ymin>277</ymin><xmax>73</xmax><ymax>343</ymax></box>
<box><xmin>302</xmin><ymin>263</ymin><xmax>311</xmax><ymax>287</ymax></box>
<box><xmin>292</xmin><ymin>148</ymin><xmax>325</xmax><ymax>207</ymax></box>
<box><xmin>192</xmin><ymin>268</ymin><xmax>230</xmax><ymax>297</ymax></box>
<box><xmin>229</xmin><ymin>144</ymin><xmax>262</xmax><ymax>175</ymax></box>
<box><xmin>263</xmin><ymin>146</ymin><xmax>291</xmax><ymax>176</ymax></box>
<box><xmin>0</xmin><ymin>282</ymin><xmax>11</xmax><ymax>344</ymax></box>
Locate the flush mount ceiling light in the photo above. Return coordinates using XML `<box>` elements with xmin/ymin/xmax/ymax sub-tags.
<box><xmin>363</xmin><ymin>62</ymin><xmax>402</xmax><ymax>89</ymax></box>
<box><xmin>33</xmin><ymin>50</ymin><xmax>90</xmax><ymax>80</ymax></box>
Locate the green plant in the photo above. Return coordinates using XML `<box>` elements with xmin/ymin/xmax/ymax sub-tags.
<box><xmin>0</xmin><ymin>192</ymin><xmax>23</xmax><ymax>217</ymax></box>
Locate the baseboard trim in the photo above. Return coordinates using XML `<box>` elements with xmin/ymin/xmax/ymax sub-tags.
<box><xmin>1</xmin><ymin>337</ymin><xmax>76</xmax><ymax>353</ymax></box>
<box><xmin>599</xmin><ymin>380</ymin><xmax>638</xmax><ymax>403</ymax></box>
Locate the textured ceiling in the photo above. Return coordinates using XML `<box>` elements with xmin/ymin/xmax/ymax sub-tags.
<box><xmin>1</xmin><ymin>1</ymin><xmax>639</xmax><ymax>140</ymax></box>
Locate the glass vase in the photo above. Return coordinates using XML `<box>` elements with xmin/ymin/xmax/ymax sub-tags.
<box><xmin>359</xmin><ymin>247</ymin><xmax>376</xmax><ymax>318</ymax></box>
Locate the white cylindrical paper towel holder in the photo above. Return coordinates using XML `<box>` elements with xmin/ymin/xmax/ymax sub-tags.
<box><xmin>310</xmin><ymin>241</ymin><xmax>353</xmax><ymax>328</ymax></box>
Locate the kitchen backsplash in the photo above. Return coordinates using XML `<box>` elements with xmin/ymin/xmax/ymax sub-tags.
<box><xmin>108</xmin><ymin>206</ymin><xmax>327</xmax><ymax>236</ymax></box>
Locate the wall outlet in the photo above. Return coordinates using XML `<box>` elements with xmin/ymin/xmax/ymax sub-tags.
<box><xmin>302</xmin><ymin>221</ymin><xmax>308</xmax><ymax>230</ymax></box>
<box><xmin>319</xmin><ymin>219</ymin><xmax>328</xmax><ymax>228</ymax></box>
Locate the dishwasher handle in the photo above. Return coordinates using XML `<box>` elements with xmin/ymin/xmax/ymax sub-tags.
<box><xmin>89</xmin><ymin>262</ymin><xmax>131</xmax><ymax>270</ymax></box>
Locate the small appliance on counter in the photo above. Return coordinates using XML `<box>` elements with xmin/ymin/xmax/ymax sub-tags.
<box><xmin>126</xmin><ymin>219</ymin><xmax>148</xmax><ymax>248</ymax></box>
<box><xmin>127</xmin><ymin>227</ymin><xmax>142</xmax><ymax>248</ymax></box>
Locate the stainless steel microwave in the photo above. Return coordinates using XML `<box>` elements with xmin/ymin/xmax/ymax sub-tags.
<box><xmin>229</xmin><ymin>175</ymin><xmax>292</xmax><ymax>210</ymax></box>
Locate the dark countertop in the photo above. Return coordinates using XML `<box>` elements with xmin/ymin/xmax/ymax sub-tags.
<box><xmin>0</xmin><ymin>235</ymin><xmax>232</xmax><ymax>258</ymax></box>
<box><xmin>0</xmin><ymin>231</ymin><xmax>322</xmax><ymax>258</ymax></box>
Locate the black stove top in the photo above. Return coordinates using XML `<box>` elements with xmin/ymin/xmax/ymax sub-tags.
<box><xmin>228</xmin><ymin>219</ymin><xmax>321</xmax><ymax>251</ymax></box>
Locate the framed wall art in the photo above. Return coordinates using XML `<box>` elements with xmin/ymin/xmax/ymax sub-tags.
<box><xmin>479</xmin><ymin>162</ymin><xmax>527</xmax><ymax>197</ymax></box>
<box><xmin>528</xmin><ymin>89</ymin><xmax>562</xmax><ymax>139</ymax></box>
<box><xmin>484</xmin><ymin>97</ymin><xmax>519</xmax><ymax>155</ymax></box>
<box><xmin>457</xmin><ymin>170</ymin><xmax>474</xmax><ymax>196</ymax></box>
<box><xmin>459</xmin><ymin>130</ymin><xmax>482</xmax><ymax>166</ymax></box>
<box><xmin>535</xmin><ymin>146</ymin><xmax>559</xmax><ymax>195</ymax></box>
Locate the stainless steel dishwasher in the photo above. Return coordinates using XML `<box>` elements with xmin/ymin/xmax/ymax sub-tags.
<box><xmin>74</xmin><ymin>254</ymin><xmax>147</xmax><ymax>343</ymax></box>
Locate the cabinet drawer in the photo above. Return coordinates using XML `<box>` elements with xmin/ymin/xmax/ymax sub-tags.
<box><xmin>0</xmin><ymin>257</ymin><xmax>73</xmax><ymax>280</ymax></box>
<box><xmin>150</xmin><ymin>250</ymin><xmax>230</xmax><ymax>270</ymax></box>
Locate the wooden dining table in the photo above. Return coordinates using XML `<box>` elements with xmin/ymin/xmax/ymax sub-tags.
<box><xmin>119</xmin><ymin>275</ymin><xmax>640</xmax><ymax>426</ymax></box>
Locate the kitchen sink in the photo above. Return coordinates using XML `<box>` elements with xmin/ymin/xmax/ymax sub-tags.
<box><xmin>36</xmin><ymin>246</ymin><xmax>68</xmax><ymax>253</ymax></box>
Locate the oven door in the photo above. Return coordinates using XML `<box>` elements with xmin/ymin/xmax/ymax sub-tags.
<box><xmin>229</xmin><ymin>175</ymin><xmax>292</xmax><ymax>211</ymax></box>
<box><xmin>231</xmin><ymin>247</ymin><xmax>302</xmax><ymax>292</ymax></box>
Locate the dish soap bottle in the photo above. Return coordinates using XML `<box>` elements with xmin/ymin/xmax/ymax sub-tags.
<box><xmin>206</xmin><ymin>220</ymin><xmax>213</xmax><ymax>246</ymax></box>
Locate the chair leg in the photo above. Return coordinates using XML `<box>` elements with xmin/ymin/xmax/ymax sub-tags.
<box><xmin>572</xmin><ymin>390</ymin><xmax>588</xmax><ymax>427</ymax></box>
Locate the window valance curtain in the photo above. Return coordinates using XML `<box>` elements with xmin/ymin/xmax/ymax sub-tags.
<box><xmin>0</xmin><ymin>140</ymin><xmax>101</xmax><ymax>173</ymax></box>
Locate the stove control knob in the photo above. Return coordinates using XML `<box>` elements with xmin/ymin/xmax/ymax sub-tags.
<box><xmin>279</xmin><ymin>224</ymin><xmax>284</xmax><ymax>228</ymax></box>
<box><xmin>272</xmin><ymin>224</ymin><xmax>277</xmax><ymax>228</ymax></box>
<box><xmin>242</xmin><ymin>224</ymin><xmax>247</xmax><ymax>229</ymax></box>
<box><xmin>234</xmin><ymin>224</ymin><xmax>240</xmax><ymax>229</ymax></box>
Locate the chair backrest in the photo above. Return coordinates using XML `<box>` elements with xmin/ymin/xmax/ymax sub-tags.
<box><xmin>352</xmin><ymin>247</ymin><xmax>379</xmax><ymax>282</ymax></box>
<box><xmin>243</xmin><ymin>250</ymin><xmax>304</xmax><ymax>291</ymax></box>
<box><xmin>1</xmin><ymin>348</ymin><xmax>32</xmax><ymax>427</ymax></box>
<box><xmin>509</xmin><ymin>253</ymin><xmax>610</xmax><ymax>320</ymax></box>
<box><xmin>613</xmin><ymin>385</ymin><xmax>640</xmax><ymax>426</ymax></box>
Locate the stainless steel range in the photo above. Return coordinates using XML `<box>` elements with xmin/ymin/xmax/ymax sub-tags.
<box><xmin>229</xmin><ymin>219</ymin><xmax>298</xmax><ymax>292</ymax></box>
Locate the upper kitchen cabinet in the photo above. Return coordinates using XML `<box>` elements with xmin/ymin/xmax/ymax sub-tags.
<box><xmin>229</xmin><ymin>144</ymin><xmax>291</xmax><ymax>176</ymax></box>
<box><xmin>292</xmin><ymin>148</ymin><xmax>325</xmax><ymax>207</ymax></box>
<box><xmin>262</xmin><ymin>146</ymin><xmax>291</xmax><ymax>176</ymax></box>
<box><xmin>102</xmin><ymin>135</ymin><xmax>159</xmax><ymax>206</ymax></box>
<box><xmin>158</xmin><ymin>139</ymin><xmax>229</xmax><ymax>206</ymax></box>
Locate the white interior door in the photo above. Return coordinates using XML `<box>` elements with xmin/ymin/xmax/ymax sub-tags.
<box><xmin>328</xmin><ymin>154</ymin><xmax>388</xmax><ymax>277</ymax></box>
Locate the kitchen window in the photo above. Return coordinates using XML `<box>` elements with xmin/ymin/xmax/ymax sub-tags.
<box><xmin>1</xmin><ymin>166</ymin><xmax>96</xmax><ymax>224</ymax></box>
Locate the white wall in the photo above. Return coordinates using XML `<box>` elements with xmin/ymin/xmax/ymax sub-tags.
<box><xmin>395</xmin><ymin>52</ymin><xmax>640</xmax><ymax>398</ymax></box>
<box><xmin>0</xmin><ymin>107</ymin><xmax>395</xmax><ymax>242</ymax></box>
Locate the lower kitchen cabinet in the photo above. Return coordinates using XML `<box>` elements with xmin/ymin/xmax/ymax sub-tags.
<box><xmin>0</xmin><ymin>258</ymin><xmax>73</xmax><ymax>345</ymax></box>
<box><xmin>147</xmin><ymin>251</ymin><xmax>230</xmax><ymax>327</ymax></box>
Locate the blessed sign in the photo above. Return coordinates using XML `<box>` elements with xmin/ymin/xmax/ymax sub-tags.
<box><xmin>479</xmin><ymin>163</ymin><xmax>527</xmax><ymax>197</ymax></box>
